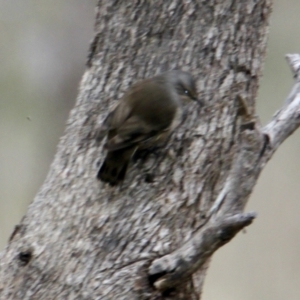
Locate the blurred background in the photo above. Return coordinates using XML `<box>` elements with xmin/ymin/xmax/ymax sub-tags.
<box><xmin>0</xmin><ymin>1</ymin><xmax>299</xmax><ymax>299</ymax></box>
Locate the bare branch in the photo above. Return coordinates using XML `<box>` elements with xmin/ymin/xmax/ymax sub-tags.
<box><xmin>209</xmin><ymin>127</ymin><xmax>264</xmax><ymax>216</ymax></box>
<box><xmin>148</xmin><ymin>213</ymin><xmax>256</xmax><ymax>292</ymax></box>
<box><xmin>263</xmin><ymin>54</ymin><xmax>300</xmax><ymax>152</ymax></box>
<box><xmin>286</xmin><ymin>53</ymin><xmax>300</xmax><ymax>77</ymax></box>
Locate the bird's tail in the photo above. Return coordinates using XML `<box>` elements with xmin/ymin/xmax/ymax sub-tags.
<box><xmin>97</xmin><ymin>147</ymin><xmax>136</xmax><ymax>186</ymax></box>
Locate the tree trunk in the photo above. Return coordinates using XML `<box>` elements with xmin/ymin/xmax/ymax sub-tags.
<box><xmin>5</xmin><ymin>0</ymin><xmax>300</xmax><ymax>299</ymax></box>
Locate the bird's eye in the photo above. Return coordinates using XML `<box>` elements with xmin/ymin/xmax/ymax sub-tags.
<box><xmin>184</xmin><ymin>90</ymin><xmax>189</xmax><ymax>95</ymax></box>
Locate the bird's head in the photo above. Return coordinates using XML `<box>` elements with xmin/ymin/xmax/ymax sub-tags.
<box><xmin>165</xmin><ymin>70</ymin><xmax>202</xmax><ymax>106</ymax></box>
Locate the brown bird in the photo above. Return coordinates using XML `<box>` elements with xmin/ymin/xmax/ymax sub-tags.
<box><xmin>97</xmin><ymin>70</ymin><xmax>199</xmax><ymax>185</ymax></box>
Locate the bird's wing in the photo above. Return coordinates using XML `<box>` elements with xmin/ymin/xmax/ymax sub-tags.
<box><xmin>105</xmin><ymin>114</ymin><xmax>161</xmax><ymax>151</ymax></box>
<box><xmin>97</xmin><ymin>99</ymin><xmax>132</xmax><ymax>143</ymax></box>
<box><xmin>102</xmin><ymin>99</ymin><xmax>131</xmax><ymax>130</ymax></box>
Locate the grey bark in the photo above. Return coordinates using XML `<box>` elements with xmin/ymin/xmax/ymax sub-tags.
<box><xmin>4</xmin><ymin>0</ymin><xmax>299</xmax><ymax>299</ymax></box>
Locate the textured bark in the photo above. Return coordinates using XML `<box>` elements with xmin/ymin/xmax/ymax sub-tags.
<box><xmin>0</xmin><ymin>1</ymin><xmax>280</xmax><ymax>299</ymax></box>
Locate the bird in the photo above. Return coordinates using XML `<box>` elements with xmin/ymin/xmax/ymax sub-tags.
<box><xmin>97</xmin><ymin>70</ymin><xmax>199</xmax><ymax>186</ymax></box>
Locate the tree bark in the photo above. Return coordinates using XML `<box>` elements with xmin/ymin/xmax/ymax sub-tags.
<box><xmin>4</xmin><ymin>0</ymin><xmax>298</xmax><ymax>299</ymax></box>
